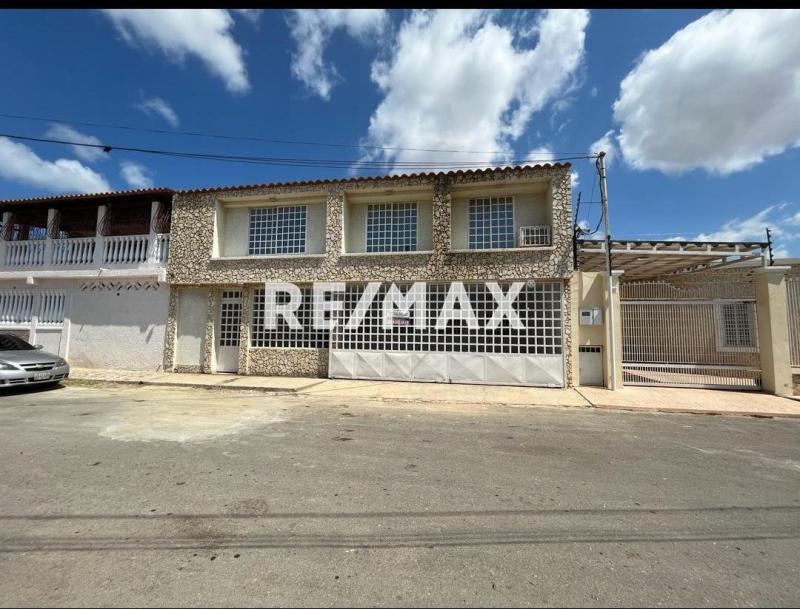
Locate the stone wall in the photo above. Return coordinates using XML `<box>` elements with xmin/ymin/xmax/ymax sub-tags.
<box><xmin>164</xmin><ymin>165</ymin><xmax>575</xmax><ymax>384</ymax></box>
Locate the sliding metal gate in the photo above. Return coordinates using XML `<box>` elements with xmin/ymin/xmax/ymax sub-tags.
<box><xmin>328</xmin><ymin>281</ymin><xmax>565</xmax><ymax>387</ymax></box>
<box><xmin>789</xmin><ymin>276</ymin><xmax>800</xmax><ymax>368</ymax></box>
<box><xmin>621</xmin><ymin>281</ymin><xmax>761</xmax><ymax>390</ymax></box>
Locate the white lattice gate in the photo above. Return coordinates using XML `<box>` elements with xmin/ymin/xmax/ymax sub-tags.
<box><xmin>620</xmin><ymin>281</ymin><xmax>761</xmax><ymax>390</ymax></box>
<box><xmin>328</xmin><ymin>281</ymin><xmax>565</xmax><ymax>387</ymax></box>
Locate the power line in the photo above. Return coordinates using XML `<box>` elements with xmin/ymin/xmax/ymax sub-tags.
<box><xmin>0</xmin><ymin>111</ymin><xmax>596</xmax><ymax>158</ymax></box>
<box><xmin>0</xmin><ymin>132</ymin><xmax>597</xmax><ymax>171</ymax></box>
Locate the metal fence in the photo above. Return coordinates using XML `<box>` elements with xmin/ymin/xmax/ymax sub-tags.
<box><xmin>789</xmin><ymin>276</ymin><xmax>800</xmax><ymax>368</ymax></box>
<box><xmin>621</xmin><ymin>281</ymin><xmax>761</xmax><ymax>390</ymax></box>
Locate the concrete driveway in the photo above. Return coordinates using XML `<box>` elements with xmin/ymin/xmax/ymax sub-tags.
<box><xmin>1</xmin><ymin>384</ymin><xmax>799</xmax><ymax>607</ymax></box>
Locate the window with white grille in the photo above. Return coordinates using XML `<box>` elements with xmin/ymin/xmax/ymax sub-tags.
<box><xmin>366</xmin><ymin>203</ymin><xmax>417</xmax><ymax>253</ymax></box>
<box><xmin>248</xmin><ymin>206</ymin><xmax>307</xmax><ymax>255</ymax></box>
<box><xmin>469</xmin><ymin>197</ymin><xmax>514</xmax><ymax>249</ymax></box>
<box><xmin>717</xmin><ymin>301</ymin><xmax>756</xmax><ymax>350</ymax></box>
<box><xmin>218</xmin><ymin>291</ymin><xmax>242</xmax><ymax>347</ymax></box>
<box><xmin>251</xmin><ymin>281</ymin><xmax>563</xmax><ymax>355</ymax></box>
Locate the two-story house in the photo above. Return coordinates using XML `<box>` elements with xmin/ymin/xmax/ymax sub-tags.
<box><xmin>164</xmin><ymin>164</ymin><xmax>575</xmax><ymax>387</ymax></box>
<box><xmin>0</xmin><ymin>188</ymin><xmax>173</xmax><ymax>371</ymax></box>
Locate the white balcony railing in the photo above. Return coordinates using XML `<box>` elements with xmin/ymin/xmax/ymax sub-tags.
<box><xmin>1</xmin><ymin>234</ymin><xmax>169</xmax><ymax>270</ymax></box>
<box><xmin>5</xmin><ymin>240</ymin><xmax>46</xmax><ymax>267</ymax></box>
<box><xmin>103</xmin><ymin>234</ymin><xmax>149</xmax><ymax>265</ymax></box>
<box><xmin>51</xmin><ymin>236</ymin><xmax>96</xmax><ymax>266</ymax></box>
<box><xmin>154</xmin><ymin>233</ymin><xmax>170</xmax><ymax>264</ymax></box>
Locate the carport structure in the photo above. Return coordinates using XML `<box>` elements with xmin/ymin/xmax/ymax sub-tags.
<box><xmin>574</xmin><ymin>238</ymin><xmax>795</xmax><ymax>397</ymax></box>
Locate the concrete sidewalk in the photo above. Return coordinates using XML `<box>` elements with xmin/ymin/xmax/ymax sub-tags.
<box><xmin>68</xmin><ymin>367</ymin><xmax>800</xmax><ymax>418</ymax></box>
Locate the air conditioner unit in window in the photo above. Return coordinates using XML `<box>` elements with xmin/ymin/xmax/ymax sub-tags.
<box><xmin>518</xmin><ymin>225</ymin><xmax>551</xmax><ymax>247</ymax></box>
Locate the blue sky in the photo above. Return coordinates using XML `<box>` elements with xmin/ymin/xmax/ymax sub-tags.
<box><xmin>0</xmin><ymin>9</ymin><xmax>798</xmax><ymax>255</ymax></box>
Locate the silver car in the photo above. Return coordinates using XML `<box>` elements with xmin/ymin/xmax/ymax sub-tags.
<box><xmin>0</xmin><ymin>333</ymin><xmax>70</xmax><ymax>389</ymax></box>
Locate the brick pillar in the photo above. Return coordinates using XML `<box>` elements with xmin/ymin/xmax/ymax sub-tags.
<box><xmin>754</xmin><ymin>266</ymin><xmax>793</xmax><ymax>396</ymax></box>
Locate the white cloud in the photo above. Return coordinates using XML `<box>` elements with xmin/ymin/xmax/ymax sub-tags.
<box><xmin>570</xmin><ymin>171</ymin><xmax>579</xmax><ymax>190</ymax></box>
<box><xmin>136</xmin><ymin>97</ymin><xmax>180</xmax><ymax>127</ymax></box>
<box><xmin>613</xmin><ymin>9</ymin><xmax>800</xmax><ymax>175</ymax></box>
<box><xmin>360</xmin><ymin>9</ymin><xmax>589</xmax><ymax>173</ymax></box>
<box><xmin>695</xmin><ymin>205</ymin><xmax>785</xmax><ymax>242</ymax></box>
<box><xmin>287</xmin><ymin>9</ymin><xmax>388</xmax><ymax>100</ymax></box>
<box><xmin>102</xmin><ymin>9</ymin><xmax>249</xmax><ymax>94</ymax></box>
<box><xmin>694</xmin><ymin>203</ymin><xmax>799</xmax><ymax>256</ymax></box>
<box><xmin>525</xmin><ymin>146</ymin><xmax>555</xmax><ymax>161</ymax></box>
<box><xmin>233</xmin><ymin>9</ymin><xmax>262</xmax><ymax>24</ymax></box>
<box><xmin>0</xmin><ymin>137</ymin><xmax>110</xmax><ymax>194</ymax></box>
<box><xmin>589</xmin><ymin>129</ymin><xmax>617</xmax><ymax>166</ymax></box>
<box><xmin>119</xmin><ymin>160</ymin><xmax>154</xmax><ymax>189</ymax></box>
<box><xmin>45</xmin><ymin>124</ymin><xmax>106</xmax><ymax>163</ymax></box>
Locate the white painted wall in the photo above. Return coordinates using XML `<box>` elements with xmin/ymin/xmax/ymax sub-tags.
<box><xmin>219</xmin><ymin>202</ymin><xmax>327</xmax><ymax>257</ymax></box>
<box><xmin>35</xmin><ymin>328</ymin><xmax>62</xmax><ymax>354</ymax></box>
<box><xmin>68</xmin><ymin>281</ymin><xmax>170</xmax><ymax>371</ymax></box>
<box><xmin>175</xmin><ymin>288</ymin><xmax>208</xmax><ymax>366</ymax></box>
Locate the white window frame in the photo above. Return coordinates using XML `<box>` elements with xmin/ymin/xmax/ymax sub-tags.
<box><xmin>364</xmin><ymin>202</ymin><xmax>418</xmax><ymax>253</ymax></box>
<box><xmin>248</xmin><ymin>205</ymin><xmax>308</xmax><ymax>256</ymax></box>
<box><xmin>468</xmin><ymin>196</ymin><xmax>515</xmax><ymax>250</ymax></box>
<box><xmin>714</xmin><ymin>300</ymin><xmax>758</xmax><ymax>353</ymax></box>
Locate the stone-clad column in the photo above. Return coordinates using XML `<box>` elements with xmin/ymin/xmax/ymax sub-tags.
<box><xmin>324</xmin><ymin>185</ymin><xmax>344</xmax><ymax>275</ymax></box>
<box><xmin>755</xmin><ymin>266</ymin><xmax>793</xmax><ymax>396</ymax></box>
<box><xmin>430</xmin><ymin>176</ymin><xmax>451</xmax><ymax>271</ymax></box>
<box><xmin>238</xmin><ymin>286</ymin><xmax>252</xmax><ymax>375</ymax></box>
<box><xmin>202</xmin><ymin>289</ymin><xmax>218</xmax><ymax>373</ymax></box>
<box><xmin>162</xmin><ymin>288</ymin><xmax>180</xmax><ymax>371</ymax></box>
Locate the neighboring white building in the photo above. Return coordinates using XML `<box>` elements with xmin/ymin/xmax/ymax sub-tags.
<box><xmin>0</xmin><ymin>189</ymin><xmax>173</xmax><ymax>370</ymax></box>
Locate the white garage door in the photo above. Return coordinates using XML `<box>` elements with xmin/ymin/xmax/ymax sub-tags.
<box><xmin>329</xmin><ymin>281</ymin><xmax>564</xmax><ymax>387</ymax></box>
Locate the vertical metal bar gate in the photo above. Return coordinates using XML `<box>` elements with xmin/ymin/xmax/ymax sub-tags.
<box><xmin>620</xmin><ymin>281</ymin><xmax>762</xmax><ymax>390</ymax></box>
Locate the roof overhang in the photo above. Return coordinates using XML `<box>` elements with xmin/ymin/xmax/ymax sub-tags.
<box><xmin>576</xmin><ymin>238</ymin><xmax>768</xmax><ymax>281</ymax></box>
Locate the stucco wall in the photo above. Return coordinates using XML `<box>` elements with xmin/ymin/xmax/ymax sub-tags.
<box><xmin>174</xmin><ymin>288</ymin><xmax>208</xmax><ymax>366</ymax></box>
<box><xmin>68</xmin><ymin>280</ymin><xmax>169</xmax><ymax>371</ymax></box>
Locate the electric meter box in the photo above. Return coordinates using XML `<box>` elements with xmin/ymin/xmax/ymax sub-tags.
<box><xmin>579</xmin><ymin>307</ymin><xmax>602</xmax><ymax>325</ymax></box>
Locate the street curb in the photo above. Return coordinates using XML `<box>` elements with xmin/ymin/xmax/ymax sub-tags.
<box><xmin>591</xmin><ymin>403</ymin><xmax>800</xmax><ymax>420</ymax></box>
<box><xmin>67</xmin><ymin>378</ymin><xmax>300</xmax><ymax>394</ymax></box>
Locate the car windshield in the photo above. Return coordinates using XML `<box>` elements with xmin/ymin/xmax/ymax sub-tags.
<box><xmin>0</xmin><ymin>334</ymin><xmax>35</xmax><ymax>350</ymax></box>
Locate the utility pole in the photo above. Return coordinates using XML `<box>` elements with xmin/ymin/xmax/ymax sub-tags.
<box><xmin>596</xmin><ymin>151</ymin><xmax>618</xmax><ymax>390</ymax></box>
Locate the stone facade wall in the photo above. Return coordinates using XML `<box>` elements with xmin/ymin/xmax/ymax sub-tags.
<box><xmin>164</xmin><ymin>166</ymin><xmax>575</xmax><ymax>384</ymax></box>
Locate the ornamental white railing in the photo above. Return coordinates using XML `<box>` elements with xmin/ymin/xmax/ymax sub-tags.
<box><xmin>51</xmin><ymin>237</ymin><xmax>96</xmax><ymax>266</ymax></box>
<box><xmin>0</xmin><ymin>289</ymin><xmax>66</xmax><ymax>327</ymax></box>
<box><xmin>1</xmin><ymin>234</ymin><xmax>169</xmax><ymax>270</ymax></box>
<box><xmin>4</xmin><ymin>240</ymin><xmax>46</xmax><ymax>267</ymax></box>
<box><xmin>37</xmin><ymin>290</ymin><xmax>66</xmax><ymax>326</ymax></box>
<box><xmin>0</xmin><ymin>290</ymin><xmax>35</xmax><ymax>324</ymax></box>
<box><xmin>154</xmin><ymin>233</ymin><xmax>170</xmax><ymax>264</ymax></box>
<box><xmin>102</xmin><ymin>234</ymin><xmax>150</xmax><ymax>265</ymax></box>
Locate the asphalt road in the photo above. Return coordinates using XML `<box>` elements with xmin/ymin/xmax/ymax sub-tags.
<box><xmin>0</xmin><ymin>383</ymin><xmax>799</xmax><ymax>607</ymax></box>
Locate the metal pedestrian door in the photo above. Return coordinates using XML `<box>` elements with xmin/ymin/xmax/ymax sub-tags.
<box><xmin>215</xmin><ymin>290</ymin><xmax>242</xmax><ymax>373</ymax></box>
